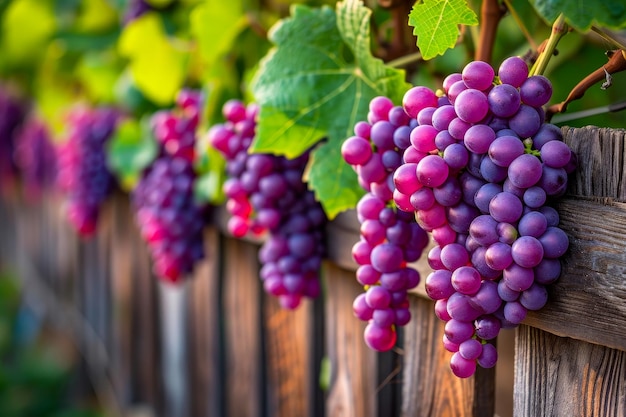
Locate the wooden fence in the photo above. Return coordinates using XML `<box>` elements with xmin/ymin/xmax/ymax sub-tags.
<box><xmin>0</xmin><ymin>126</ymin><xmax>624</xmax><ymax>417</ymax></box>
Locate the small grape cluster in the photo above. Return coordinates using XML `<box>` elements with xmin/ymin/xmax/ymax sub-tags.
<box><xmin>392</xmin><ymin>57</ymin><xmax>575</xmax><ymax>377</ymax></box>
<box><xmin>207</xmin><ymin>99</ymin><xmax>327</xmax><ymax>309</ymax></box>
<box><xmin>122</xmin><ymin>0</ymin><xmax>154</xmax><ymax>24</ymax></box>
<box><xmin>342</xmin><ymin>96</ymin><xmax>429</xmax><ymax>351</ymax></box>
<box><xmin>56</xmin><ymin>106</ymin><xmax>119</xmax><ymax>236</ymax></box>
<box><xmin>0</xmin><ymin>86</ymin><xmax>28</xmax><ymax>191</ymax></box>
<box><xmin>14</xmin><ymin>117</ymin><xmax>58</xmax><ymax>202</ymax></box>
<box><xmin>132</xmin><ymin>89</ymin><xmax>206</xmax><ymax>283</ymax></box>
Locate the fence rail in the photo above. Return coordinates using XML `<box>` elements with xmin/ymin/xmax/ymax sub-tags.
<box><xmin>0</xmin><ymin>126</ymin><xmax>624</xmax><ymax>417</ymax></box>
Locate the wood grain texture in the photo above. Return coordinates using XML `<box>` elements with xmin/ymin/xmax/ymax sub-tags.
<box><xmin>324</xmin><ymin>263</ymin><xmax>378</xmax><ymax>417</ymax></box>
<box><xmin>187</xmin><ymin>227</ymin><xmax>223</xmax><ymax>417</ymax></box>
<box><xmin>263</xmin><ymin>294</ymin><xmax>314</xmax><ymax>417</ymax></box>
<box><xmin>223</xmin><ymin>236</ymin><xmax>263</xmax><ymax>417</ymax></box>
<box><xmin>401</xmin><ymin>296</ymin><xmax>495</xmax><ymax>417</ymax></box>
<box><xmin>514</xmin><ymin>325</ymin><xmax>626</xmax><ymax>417</ymax></box>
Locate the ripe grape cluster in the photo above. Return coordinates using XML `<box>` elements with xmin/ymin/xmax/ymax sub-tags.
<box><xmin>207</xmin><ymin>99</ymin><xmax>327</xmax><ymax>310</ymax></box>
<box><xmin>392</xmin><ymin>57</ymin><xmax>575</xmax><ymax>377</ymax></box>
<box><xmin>14</xmin><ymin>117</ymin><xmax>58</xmax><ymax>201</ymax></box>
<box><xmin>342</xmin><ymin>96</ymin><xmax>429</xmax><ymax>351</ymax></box>
<box><xmin>56</xmin><ymin>106</ymin><xmax>119</xmax><ymax>236</ymax></box>
<box><xmin>0</xmin><ymin>86</ymin><xmax>28</xmax><ymax>192</ymax></box>
<box><xmin>132</xmin><ymin>89</ymin><xmax>206</xmax><ymax>283</ymax></box>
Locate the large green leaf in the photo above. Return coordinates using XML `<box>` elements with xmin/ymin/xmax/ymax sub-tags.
<box><xmin>529</xmin><ymin>0</ymin><xmax>626</xmax><ymax>31</ymax></box>
<box><xmin>118</xmin><ymin>13</ymin><xmax>188</xmax><ymax>105</ymax></box>
<box><xmin>250</xmin><ymin>0</ymin><xmax>410</xmax><ymax>219</ymax></box>
<box><xmin>408</xmin><ymin>0</ymin><xmax>478</xmax><ymax>60</ymax></box>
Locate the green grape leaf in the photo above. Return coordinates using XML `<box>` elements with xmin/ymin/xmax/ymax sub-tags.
<box><xmin>529</xmin><ymin>0</ymin><xmax>626</xmax><ymax>31</ymax></box>
<box><xmin>106</xmin><ymin>117</ymin><xmax>158</xmax><ymax>191</ymax></box>
<box><xmin>408</xmin><ymin>0</ymin><xmax>478</xmax><ymax>60</ymax></box>
<box><xmin>251</xmin><ymin>0</ymin><xmax>410</xmax><ymax>219</ymax></box>
<box><xmin>190</xmin><ymin>0</ymin><xmax>247</xmax><ymax>68</ymax></box>
<box><xmin>118</xmin><ymin>13</ymin><xmax>188</xmax><ymax>106</ymax></box>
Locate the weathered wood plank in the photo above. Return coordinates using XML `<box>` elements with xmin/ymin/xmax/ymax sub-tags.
<box><xmin>263</xmin><ymin>294</ymin><xmax>314</xmax><ymax>417</ymax></box>
<box><xmin>401</xmin><ymin>295</ymin><xmax>495</xmax><ymax>417</ymax></box>
<box><xmin>109</xmin><ymin>195</ymin><xmax>136</xmax><ymax>406</ymax></box>
<box><xmin>187</xmin><ymin>227</ymin><xmax>223</xmax><ymax>417</ymax></box>
<box><xmin>223</xmin><ymin>236</ymin><xmax>264</xmax><ymax>417</ymax></box>
<box><xmin>514</xmin><ymin>325</ymin><xmax>626</xmax><ymax>417</ymax></box>
<box><xmin>324</xmin><ymin>263</ymin><xmax>378</xmax><ymax>417</ymax></box>
<box><xmin>129</xmin><ymin>213</ymin><xmax>162</xmax><ymax>412</ymax></box>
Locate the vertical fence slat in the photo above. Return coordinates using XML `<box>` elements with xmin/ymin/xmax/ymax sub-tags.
<box><xmin>324</xmin><ymin>262</ymin><xmax>378</xmax><ymax>417</ymax></box>
<box><xmin>223</xmin><ymin>236</ymin><xmax>263</xmax><ymax>417</ymax></box>
<box><xmin>110</xmin><ymin>195</ymin><xmax>135</xmax><ymax>407</ymax></box>
<box><xmin>401</xmin><ymin>295</ymin><xmax>495</xmax><ymax>417</ymax></box>
<box><xmin>514</xmin><ymin>325</ymin><xmax>626</xmax><ymax>417</ymax></box>
<box><xmin>188</xmin><ymin>227</ymin><xmax>223</xmax><ymax>417</ymax></box>
<box><xmin>129</xmin><ymin>214</ymin><xmax>162</xmax><ymax>412</ymax></box>
<box><xmin>263</xmin><ymin>295</ymin><xmax>315</xmax><ymax>417</ymax></box>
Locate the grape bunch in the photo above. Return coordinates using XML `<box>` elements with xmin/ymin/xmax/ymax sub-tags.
<box><xmin>132</xmin><ymin>89</ymin><xmax>206</xmax><ymax>283</ymax></box>
<box><xmin>0</xmin><ymin>86</ymin><xmax>28</xmax><ymax>192</ymax></box>
<box><xmin>207</xmin><ymin>99</ymin><xmax>327</xmax><ymax>309</ymax></box>
<box><xmin>392</xmin><ymin>57</ymin><xmax>575</xmax><ymax>377</ymax></box>
<box><xmin>14</xmin><ymin>117</ymin><xmax>58</xmax><ymax>202</ymax></box>
<box><xmin>342</xmin><ymin>96</ymin><xmax>429</xmax><ymax>351</ymax></box>
<box><xmin>56</xmin><ymin>106</ymin><xmax>119</xmax><ymax>236</ymax></box>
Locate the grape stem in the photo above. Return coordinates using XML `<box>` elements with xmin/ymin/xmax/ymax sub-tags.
<box><xmin>529</xmin><ymin>14</ymin><xmax>568</xmax><ymax>77</ymax></box>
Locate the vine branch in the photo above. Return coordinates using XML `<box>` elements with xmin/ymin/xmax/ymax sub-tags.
<box><xmin>546</xmin><ymin>50</ymin><xmax>626</xmax><ymax>119</ymax></box>
<box><xmin>474</xmin><ymin>0</ymin><xmax>505</xmax><ymax>64</ymax></box>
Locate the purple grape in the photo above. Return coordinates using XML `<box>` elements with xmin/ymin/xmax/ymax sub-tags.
<box><xmin>342</xmin><ymin>136</ymin><xmax>373</xmax><ymax>165</ymax></box>
<box><xmin>363</xmin><ymin>322</ymin><xmax>396</xmax><ymax>351</ymax></box>
<box><xmin>520</xmin><ymin>75</ymin><xmax>552</xmax><ymax>107</ymax></box>
<box><xmin>539</xmin><ymin>226</ymin><xmax>569</xmax><ymax>258</ymax></box>
<box><xmin>489</xmin><ymin>192</ymin><xmax>523</xmax><ymax>223</ymax></box>
<box><xmin>464</xmin><ymin>124</ymin><xmax>496</xmax><ymax>154</ymax></box>
<box><xmin>450</xmin><ymin>351</ymin><xmax>477</xmax><ymax>378</ymax></box>
<box><xmin>488</xmin><ymin>135</ymin><xmax>525</xmax><ymax>167</ymax></box>
<box><xmin>540</xmin><ymin>139</ymin><xmax>572</xmax><ymax>168</ymax></box>
<box><xmin>402</xmin><ymin>86</ymin><xmax>438</xmax><ymax>119</ymax></box>
<box><xmin>519</xmin><ymin>282</ymin><xmax>548</xmax><ymax>310</ymax></box>
<box><xmin>509</xmin><ymin>104</ymin><xmax>541</xmax><ymax>138</ymax></box>
<box><xmin>511</xmin><ymin>235</ymin><xmax>544</xmax><ymax>268</ymax></box>
<box><xmin>488</xmin><ymin>84</ymin><xmax>521</xmax><ymax>117</ymax></box>
<box><xmin>454</xmin><ymin>89</ymin><xmax>489</xmax><ymax>123</ymax></box>
<box><xmin>498</xmin><ymin>56</ymin><xmax>529</xmax><ymax>88</ymax></box>
<box><xmin>462</xmin><ymin>60</ymin><xmax>495</xmax><ymax>91</ymax></box>
<box><xmin>508</xmin><ymin>153</ymin><xmax>543</xmax><ymax>188</ymax></box>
